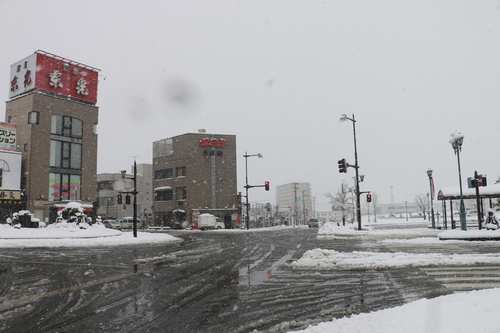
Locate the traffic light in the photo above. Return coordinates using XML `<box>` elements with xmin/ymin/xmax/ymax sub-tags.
<box><xmin>338</xmin><ymin>158</ymin><xmax>347</xmax><ymax>173</ymax></box>
<box><xmin>265</xmin><ymin>181</ymin><xmax>270</xmax><ymax>191</ymax></box>
<box><xmin>125</xmin><ymin>194</ymin><xmax>131</xmax><ymax>205</ymax></box>
<box><xmin>366</xmin><ymin>194</ymin><xmax>372</xmax><ymax>202</ymax></box>
<box><xmin>117</xmin><ymin>194</ymin><xmax>122</xmax><ymax>204</ymax></box>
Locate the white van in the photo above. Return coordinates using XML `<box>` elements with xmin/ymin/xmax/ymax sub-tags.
<box><xmin>198</xmin><ymin>213</ymin><xmax>225</xmax><ymax>230</ymax></box>
<box><xmin>121</xmin><ymin>217</ymin><xmax>142</xmax><ymax>229</ymax></box>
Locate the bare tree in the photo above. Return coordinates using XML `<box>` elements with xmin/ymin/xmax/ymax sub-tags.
<box><xmin>415</xmin><ymin>194</ymin><xmax>428</xmax><ymax>219</ymax></box>
<box><xmin>325</xmin><ymin>180</ymin><xmax>353</xmax><ymax>225</ymax></box>
<box><xmin>371</xmin><ymin>191</ymin><xmax>379</xmax><ymax>222</ymax></box>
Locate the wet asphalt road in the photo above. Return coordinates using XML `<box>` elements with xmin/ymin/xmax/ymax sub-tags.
<box><xmin>1</xmin><ymin>223</ymin><xmax>497</xmax><ymax>332</ymax></box>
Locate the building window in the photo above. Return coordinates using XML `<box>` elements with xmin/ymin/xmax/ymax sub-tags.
<box><xmin>97</xmin><ymin>181</ymin><xmax>114</xmax><ymax>191</ymax></box>
<box><xmin>176</xmin><ymin>187</ymin><xmax>187</xmax><ymax>200</ymax></box>
<box><xmin>98</xmin><ymin>196</ymin><xmax>114</xmax><ymax>207</ymax></box>
<box><xmin>176</xmin><ymin>166</ymin><xmax>186</xmax><ymax>177</ymax></box>
<box><xmin>155</xmin><ymin>187</ymin><xmax>173</xmax><ymax>201</ymax></box>
<box><xmin>50</xmin><ymin>140</ymin><xmax>82</xmax><ymax>169</ymax></box>
<box><xmin>153</xmin><ymin>138</ymin><xmax>173</xmax><ymax>158</ymax></box>
<box><xmin>49</xmin><ymin>173</ymin><xmax>81</xmax><ymax>201</ymax></box>
<box><xmin>28</xmin><ymin>111</ymin><xmax>39</xmax><ymax>124</ymax></box>
<box><xmin>0</xmin><ymin>169</ymin><xmax>3</xmax><ymax>187</ymax></box>
<box><xmin>51</xmin><ymin>115</ymin><xmax>83</xmax><ymax>138</ymax></box>
<box><xmin>155</xmin><ymin>168</ymin><xmax>173</xmax><ymax>180</ymax></box>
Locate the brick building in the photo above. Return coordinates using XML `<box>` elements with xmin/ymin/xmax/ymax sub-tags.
<box><xmin>5</xmin><ymin>50</ymin><xmax>99</xmax><ymax>222</ymax></box>
<box><xmin>152</xmin><ymin>131</ymin><xmax>237</xmax><ymax>228</ymax></box>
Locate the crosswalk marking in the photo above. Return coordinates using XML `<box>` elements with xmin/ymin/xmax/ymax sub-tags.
<box><xmin>420</xmin><ymin>265</ymin><xmax>500</xmax><ymax>293</ymax></box>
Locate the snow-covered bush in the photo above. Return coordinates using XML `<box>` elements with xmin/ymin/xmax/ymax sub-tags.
<box><xmin>57</xmin><ymin>202</ymin><xmax>92</xmax><ymax>229</ymax></box>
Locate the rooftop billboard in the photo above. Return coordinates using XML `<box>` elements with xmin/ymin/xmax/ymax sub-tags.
<box><xmin>9</xmin><ymin>50</ymin><xmax>99</xmax><ymax>104</ymax></box>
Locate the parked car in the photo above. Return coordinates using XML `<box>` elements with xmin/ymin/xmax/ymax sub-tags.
<box><xmin>308</xmin><ymin>218</ymin><xmax>319</xmax><ymax>228</ymax></box>
<box><xmin>102</xmin><ymin>219</ymin><xmax>121</xmax><ymax>230</ymax></box>
<box><xmin>121</xmin><ymin>217</ymin><xmax>142</xmax><ymax>229</ymax></box>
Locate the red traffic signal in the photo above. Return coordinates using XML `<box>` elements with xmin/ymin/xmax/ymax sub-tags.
<box><xmin>366</xmin><ymin>194</ymin><xmax>372</xmax><ymax>202</ymax></box>
<box><xmin>117</xmin><ymin>194</ymin><xmax>123</xmax><ymax>204</ymax></box>
<box><xmin>338</xmin><ymin>158</ymin><xmax>347</xmax><ymax>173</ymax></box>
<box><xmin>265</xmin><ymin>181</ymin><xmax>270</xmax><ymax>191</ymax></box>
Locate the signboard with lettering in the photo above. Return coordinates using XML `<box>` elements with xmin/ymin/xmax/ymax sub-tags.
<box><xmin>9</xmin><ymin>51</ymin><xmax>99</xmax><ymax>104</ymax></box>
<box><xmin>199</xmin><ymin>138</ymin><xmax>227</xmax><ymax>147</ymax></box>
<box><xmin>0</xmin><ymin>122</ymin><xmax>16</xmax><ymax>151</ymax></box>
<box><xmin>0</xmin><ymin>190</ymin><xmax>22</xmax><ymax>205</ymax></box>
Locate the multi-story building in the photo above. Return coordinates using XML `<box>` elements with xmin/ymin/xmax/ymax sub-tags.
<box><xmin>5</xmin><ymin>50</ymin><xmax>99</xmax><ymax>222</ymax></box>
<box><xmin>152</xmin><ymin>130</ymin><xmax>237</xmax><ymax>228</ymax></box>
<box><xmin>276</xmin><ymin>182</ymin><xmax>312</xmax><ymax>224</ymax></box>
<box><xmin>96</xmin><ymin>163</ymin><xmax>153</xmax><ymax>223</ymax></box>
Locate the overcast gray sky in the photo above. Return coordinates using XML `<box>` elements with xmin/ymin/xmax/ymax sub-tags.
<box><xmin>1</xmin><ymin>0</ymin><xmax>500</xmax><ymax>211</ymax></box>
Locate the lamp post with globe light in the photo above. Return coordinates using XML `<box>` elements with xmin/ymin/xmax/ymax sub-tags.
<box><xmin>449</xmin><ymin>132</ymin><xmax>467</xmax><ymax>231</ymax></box>
<box><xmin>427</xmin><ymin>168</ymin><xmax>436</xmax><ymax>229</ymax></box>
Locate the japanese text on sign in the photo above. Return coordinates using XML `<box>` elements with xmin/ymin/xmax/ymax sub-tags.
<box><xmin>199</xmin><ymin>138</ymin><xmax>227</xmax><ymax>147</ymax></box>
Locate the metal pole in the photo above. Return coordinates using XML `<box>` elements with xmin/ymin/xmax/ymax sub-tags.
<box><xmin>474</xmin><ymin>171</ymin><xmax>482</xmax><ymax>230</ymax></box>
<box><xmin>302</xmin><ymin>190</ymin><xmax>306</xmax><ymax>223</ymax></box>
<box><xmin>428</xmin><ymin>174</ymin><xmax>435</xmax><ymax>229</ymax></box>
<box><xmin>293</xmin><ymin>183</ymin><xmax>298</xmax><ymax>227</ymax></box>
<box><xmin>245</xmin><ymin>152</ymin><xmax>249</xmax><ymax>230</ymax></box>
<box><xmin>456</xmin><ymin>148</ymin><xmax>467</xmax><ymax>230</ymax></box>
<box><xmin>133</xmin><ymin>160</ymin><xmax>137</xmax><ymax>238</ymax></box>
<box><xmin>351</xmin><ymin>114</ymin><xmax>362</xmax><ymax>231</ymax></box>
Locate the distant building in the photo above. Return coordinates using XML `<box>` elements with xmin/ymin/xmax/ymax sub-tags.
<box><xmin>377</xmin><ymin>202</ymin><xmax>419</xmax><ymax>217</ymax></box>
<box><xmin>96</xmin><ymin>163</ymin><xmax>153</xmax><ymax>222</ymax></box>
<box><xmin>5</xmin><ymin>50</ymin><xmax>99</xmax><ymax>222</ymax></box>
<box><xmin>152</xmin><ymin>131</ymin><xmax>237</xmax><ymax>228</ymax></box>
<box><xmin>316</xmin><ymin>210</ymin><xmax>343</xmax><ymax>223</ymax></box>
<box><xmin>276</xmin><ymin>182</ymin><xmax>312</xmax><ymax>224</ymax></box>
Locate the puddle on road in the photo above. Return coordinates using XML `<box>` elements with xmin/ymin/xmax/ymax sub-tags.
<box><xmin>239</xmin><ymin>250</ymin><xmax>295</xmax><ymax>286</ymax></box>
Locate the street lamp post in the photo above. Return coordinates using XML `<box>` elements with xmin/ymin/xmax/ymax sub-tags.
<box><xmin>244</xmin><ymin>152</ymin><xmax>262</xmax><ymax>230</ymax></box>
<box><xmin>449</xmin><ymin>132</ymin><xmax>467</xmax><ymax>231</ymax></box>
<box><xmin>340</xmin><ymin>113</ymin><xmax>362</xmax><ymax>231</ymax></box>
<box><xmin>121</xmin><ymin>160</ymin><xmax>138</xmax><ymax>237</ymax></box>
<box><xmin>427</xmin><ymin>168</ymin><xmax>436</xmax><ymax>229</ymax></box>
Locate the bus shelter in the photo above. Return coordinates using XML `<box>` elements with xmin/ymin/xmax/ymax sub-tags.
<box><xmin>437</xmin><ymin>184</ymin><xmax>500</xmax><ymax>229</ymax></box>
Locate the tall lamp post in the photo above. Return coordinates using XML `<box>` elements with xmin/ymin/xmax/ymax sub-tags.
<box><xmin>426</xmin><ymin>168</ymin><xmax>436</xmax><ymax>229</ymax></box>
<box><xmin>340</xmin><ymin>113</ymin><xmax>362</xmax><ymax>231</ymax></box>
<box><xmin>449</xmin><ymin>132</ymin><xmax>467</xmax><ymax>231</ymax></box>
<box><xmin>244</xmin><ymin>152</ymin><xmax>262</xmax><ymax>230</ymax></box>
<box><xmin>121</xmin><ymin>160</ymin><xmax>138</xmax><ymax>237</ymax></box>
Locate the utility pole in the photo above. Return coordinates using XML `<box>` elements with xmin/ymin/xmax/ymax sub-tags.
<box><xmin>302</xmin><ymin>190</ymin><xmax>306</xmax><ymax>224</ymax></box>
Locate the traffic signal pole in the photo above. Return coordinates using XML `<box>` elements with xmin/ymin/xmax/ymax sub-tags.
<box><xmin>339</xmin><ymin>113</ymin><xmax>362</xmax><ymax>231</ymax></box>
<box><xmin>352</xmin><ymin>115</ymin><xmax>362</xmax><ymax>231</ymax></box>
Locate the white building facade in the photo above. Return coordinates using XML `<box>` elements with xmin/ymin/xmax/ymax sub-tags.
<box><xmin>96</xmin><ymin>163</ymin><xmax>153</xmax><ymax>223</ymax></box>
<box><xmin>276</xmin><ymin>182</ymin><xmax>312</xmax><ymax>224</ymax></box>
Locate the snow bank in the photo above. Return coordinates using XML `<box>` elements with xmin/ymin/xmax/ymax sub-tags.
<box><xmin>0</xmin><ymin>224</ymin><xmax>180</xmax><ymax>248</ymax></box>
<box><xmin>291</xmin><ymin>248</ymin><xmax>500</xmax><ymax>270</ymax></box>
<box><xmin>294</xmin><ymin>288</ymin><xmax>500</xmax><ymax>333</ymax></box>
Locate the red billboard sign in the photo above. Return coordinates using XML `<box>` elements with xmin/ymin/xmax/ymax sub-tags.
<box><xmin>9</xmin><ymin>51</ymin><xmax>100</xmax><ymax>104</ymax></box>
